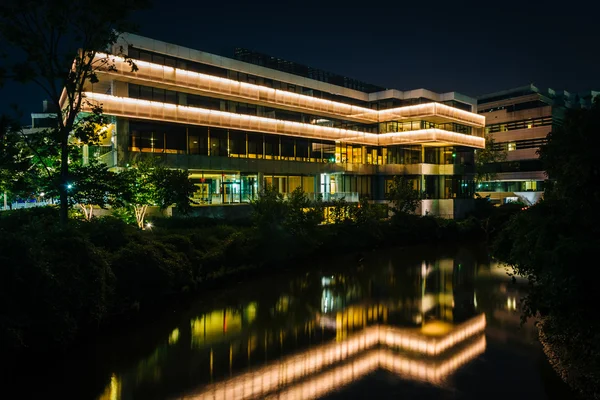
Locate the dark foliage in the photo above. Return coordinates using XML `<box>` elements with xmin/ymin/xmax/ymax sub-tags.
<box><xmin>493</xmin><ymin>99</ymin><xmax>600</xmax><ymax>399</ymax></box>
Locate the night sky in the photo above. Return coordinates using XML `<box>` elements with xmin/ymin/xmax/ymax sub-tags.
<box><xmin>2</xmin><ymin>0</ymin><xmax>599</xmax><ymax>121</ymax></box>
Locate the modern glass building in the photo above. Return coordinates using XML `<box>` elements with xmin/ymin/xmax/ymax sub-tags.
<box><xmin>476</xmin><ymin>85</ymin><xmax>598</xmax><ymax>205</ymax></box>
<box><xmin>82</xmin><ymin>33</ymin><xmax>486</xmax><ymax>217</ymax></box>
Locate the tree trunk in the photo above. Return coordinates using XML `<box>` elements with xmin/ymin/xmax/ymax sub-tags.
<box><xmin>79</xmin><ymin>203</ymin><xmax>94</xmax><ymax>221</ymax></box>
<box><xmin>134</xmin><ymin>205</ymin><xmax>148</xmax><ymax>229</ymax></box>
<box><xmin>59</xmin><ymin>128</ymin><xmax>69</xmax><ymax>224</ymax></box>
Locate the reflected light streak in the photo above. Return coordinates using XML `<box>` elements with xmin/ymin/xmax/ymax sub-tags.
<box><xmin>182</xmin><ymin>314</ymin><xmax>485</xmax><ymax>400</ymax></box>
<box><xmin>275</xmin><ymin>336</ymin><xmax>486</xmax><ymax>400</ymax></box>
<box><xmin>93</xmin><ymin>53</ymin><xmax>485</xmax><ymax>127</ymax></box>
<box><xmin>81</xmin><ymin>93</ymin><xmax>485</xmax><ymax>149</ymax></box>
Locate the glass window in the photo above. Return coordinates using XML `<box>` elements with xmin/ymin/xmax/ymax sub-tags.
<box><xmin>424</xmin><ymin>148</ymin><xmax>440</xmax><ymax>164</ymax></box>
<box><xmin>281</xmin><ymin>136</ymin><xmax>295</xmax><ymax>160</ymax></box>
<box><xmin>188</xmin><ymin>126</ymin><xmax>208</xmax><ymax>155</ymax></box>
<box><xmin>310</xmin><ymin>140</ymin><xmax>323</xmax><ymax>161</ymax></box>
<box><xmin>164</xmin><ymin>126</ymin><xmax>186</xmax><ymax>154</ymax></box>
<box><xmin>296</xmin><ymin>138</ymin><xmax>309</xmax><ymax>161</ymax></box>
<box><xmin>153</xmin><ymin>88</ymin><xmax>165</xmax><ymax>102</ymax></box>
<box><xmin>248</xmin><ymin>133</ymin><xmax>263</xmax><ymax>159</ymax></box>
<box><xmin>129</xmin><ymin>84</ymin><xmax>140</xmax><ymax>98</ymax></box>
<box><xmin>209</xmin><ymin>128</ymin><xmax>228</xmax><ymax>157</ymax></box>
<box><xmin>140</xmin><ymin>85</ymin><xmax>152</xmax><ymax>101</ymax></box>
<box><xmin>322</xmin><ymin>140</ymin><xmax>336</xmax><ymax>163</ymax></box>
<box><xmin>164</xmin><ymin>57</ymin><xmax>176</xmax><ymax>68</ymax></box>
<box><xmin>165</xmin><ymin>90</ymin><xmax>177</xmax><ymax>104</ymax></box>
<box><xmin>152</xmin><ymin>54</ymin><xmax>165</xmax><ymax>65</ymax></box>
<box><xmin>229</xmin><ymin>130</ymin><xmax>246</xmax><ymax>158</ymax></box>
<box><xmin>264</xmin><ymin>135</ymin><xmax>279</xmax><ymax>160</ymax></box>
<box><xmin>128</xmin><ymin>48</ymin><xmax>140</xmax><ymax>59</ymax></box>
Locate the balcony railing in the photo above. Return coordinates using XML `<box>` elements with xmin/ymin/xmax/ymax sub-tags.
<box><xmin>83</xmin><ymin>93</ymin><xmax>485</xmax><ymax>149</ymax></box>
<box><xmin>93</xmin><ymin>53</ymin><xmax>485</xmax><ymax>128</ymax></box>
<box><xmin>285</xmin><ymin>192</ymin><xmax>360</xmax><ymax>203</ymax></box>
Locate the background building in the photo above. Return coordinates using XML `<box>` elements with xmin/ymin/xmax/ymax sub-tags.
<box><xmin>476</xmin><ymin>85</ymin><xmax>598</xmax><ymax>205</ymax></box>
<box><xmin>78</xmin><ymin>33</ymin><xmax>486</xmax><ymax>218</ymax></box>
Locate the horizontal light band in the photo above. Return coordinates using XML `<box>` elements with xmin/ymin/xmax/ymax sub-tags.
<box><xmin>82</xmin><ymin>92</ymin><xmax>485</xmax><ymax>149</ymax></box>
<box><xmin>93</xmin><ymin>53</ymin><xmax>485</xmax><ymax>127</ymax></box>
<box><xmin>183</xmin><ymin>314</ymin><xmax>485</xmax><ymax>400</ymax></box>
<box><xmin>277</xmin><ymin>337</ymin><xmax>486</xmax><ymax>400</ymax></box>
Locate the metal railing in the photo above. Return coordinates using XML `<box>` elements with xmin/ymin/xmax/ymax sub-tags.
<box><xmin>2</xmin><ymin>201</ymin><xmax>54</xmax><ymax>211</ymax></box>
<box><xmin>293</xmin><ymin>192</ymin><xmax>360</xmax><ymax>203</ymax></box>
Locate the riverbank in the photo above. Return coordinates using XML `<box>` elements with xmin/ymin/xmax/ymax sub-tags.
<box><xmin>493</xmin><ymin>198</ymin><xmax>600</xmax><ymax>400</ymax></box>
<box><xmin>0</xmin><ymin>202</ymin><xmax>519</xmax><ymax>358</ymax></box>
<box><xmin>538</xmin><ymin>317</ymin><xmax>598</xmax><ymax>400</ymax></box>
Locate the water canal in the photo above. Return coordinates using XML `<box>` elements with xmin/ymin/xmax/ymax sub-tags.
<box><xmin>12</xmin><ymin>244</ymin><xmax>574</xmax><ymax>399</ymax></box>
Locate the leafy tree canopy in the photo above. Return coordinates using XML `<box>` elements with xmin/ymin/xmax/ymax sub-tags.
<box><xmin>0</xmin><ymin>0</ymin><xmax>148</xmax><ymax>222</ymax></box>
<box><xmin>474</xmin><ymin>133</ymin><xmax>507</xmax><ymax>183</ymax></box>
<box><xmin>386</xmin><ymin>176</ymin><xmax>421</xmax><ymax>215</ymax></box>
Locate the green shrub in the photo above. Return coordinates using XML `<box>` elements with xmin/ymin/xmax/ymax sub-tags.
<box><xmin>0</xmin><ymin>222</ymin><xmax>113</xmax><ymax>350</ymax></box>
<box><xmin>110</xmin><ymin>240</ymin><xmax>193</xmax><ymax>310</ymax></box>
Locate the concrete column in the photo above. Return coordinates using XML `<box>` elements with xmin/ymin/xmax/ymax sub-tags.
<box><xmin>257</xmin><ymin>172</ymin><xmax>264</xmax><ymax>193</ymax></box>
<box><xmin>82</xmin><ymin>145</ymin><xmax>89</xmax><ymax>165</ymax></box>
<box><xmin>314</xmin><ymin>173</ymin><xmax>321</xmax><ymax>194</ymax></box>
<box><xmin>115</xmin><ymin>118</ymin><xmax>129</xmax><ymax>168</ymax></box>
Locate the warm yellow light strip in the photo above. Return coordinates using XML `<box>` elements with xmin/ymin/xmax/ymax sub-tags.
<box><xmin>182</xmin><ymin>314</ymin><xmax>485</xmax><ymax>400</ymax></box>
<box><xmin>93</xmin><ymin>53</ymin><xmax>485</xmax><ymax>127</ymax></box>
<box><xmin>380</xmin><ymin>313</ymin><xmax>486</xmax><ymax>356</ymax></box>
<box><xmin>277</xmin><ymin>336</ymin><xmax>486</xmax><ymax>400</ymax></box>
<box><xmin>82</xmin><ymin>93</ymin><xmax>485</xmax><ymax>149</ymax></box>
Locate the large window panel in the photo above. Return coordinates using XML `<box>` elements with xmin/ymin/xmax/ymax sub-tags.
<box><xmin>281</xmin><ymin>136</ymin><xmax>295</xmax><ymax>160</ymax></box>
<box><xmin>248</xmin><ymin>133</ymin><xmax>263</xmax><ymax>159</ymax></box>
<box><xmin>322</xmin><ymin>140</ymin><xmax>336</xmax><ymax>163</ymax></box>
<box><xmin>164</xmin><ymin>125</ymin><xmax>186</xmax><ymax>154</ymax></box>
<box><xmin>188</xmin><ymin>126</ymin><xmax>209</xmax><ymax>155</ymax></box>
<box><xmin>264</xmin><ymin>134</ymin><xmax>279</xmax><ymax>160</ymax></box>
<box><xmin>209</xmin><ymin>128</ymin><xmax>228</xmax><ymax>157</ymax></box>
<box><xmin>229</xmin><ymin>130</ymin><xmax>246</xmax><ymax>158</ymax></box>
<box><xmin>296</xmin><ymin>138</ymin><xmax>309</xmax><ymax>161</ymax></box>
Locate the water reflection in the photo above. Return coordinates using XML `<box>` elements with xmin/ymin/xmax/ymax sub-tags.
<box><xmin>92</xmin><ymin>246</ymin><xmax>539</xmax><ymax>400</ymax></box>
<box><xmin>184</xmin><ymin>315</ymin><xmax>486</xmax><ymax>400</ymax></box>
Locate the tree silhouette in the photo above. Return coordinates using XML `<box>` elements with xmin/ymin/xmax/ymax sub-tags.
<box><xmin>0</xmin><ymin>0</ymin><xmax>147</xmax><ymax>223</ymax></box>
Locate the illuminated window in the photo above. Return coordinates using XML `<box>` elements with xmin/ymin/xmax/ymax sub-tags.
<box><xmin>508</xmin><ymin>142</ymin><xmax>516</xmax><ymax>151</ymax></box>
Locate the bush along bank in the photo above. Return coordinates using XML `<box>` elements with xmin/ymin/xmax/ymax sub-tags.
<box><xmin>0</xmin><ymin>192</ymin><xmax>519</xmax><ymax>356</ymax></box>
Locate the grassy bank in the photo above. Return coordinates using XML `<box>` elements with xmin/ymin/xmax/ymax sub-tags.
<box><xmin>0</xmin><ymin>200</ymin><xmax>518</xmax><ymax>356</ymax></box>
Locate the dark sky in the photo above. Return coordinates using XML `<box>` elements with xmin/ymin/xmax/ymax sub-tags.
<box><xmin>2</xmin><ymin>0</ymin><xmax>599</xmax><ymax>121</ymax></box>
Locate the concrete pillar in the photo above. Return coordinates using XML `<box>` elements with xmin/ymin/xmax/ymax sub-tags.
<box><xmin>115</xmin><ymin>118</ymin><xmax>129</xmax><ymax>168</ymax></box>
<box><xmin>257</xmin><ymin>172</ymin><xmax>264</xmax><ymax>193</ymax></box>
<box><xmin>82</xmin><ymin>145</ymin><xmax>89</xmax><ymax>165</ymax></box>
<box><xmin>314</xmin><ymin>173</ymin><xmax>322</xmax><ymax>194</ymax></box>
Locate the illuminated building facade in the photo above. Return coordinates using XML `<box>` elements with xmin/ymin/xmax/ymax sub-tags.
<box><xmin>86</xmin><ymin>33</ymin><xmax>486</xmax><ymax>217</ymax></box>
<box><xmin>476</xmin><ymin>85</ymin><xmax>599</xmax><ymax>204</ymax></box>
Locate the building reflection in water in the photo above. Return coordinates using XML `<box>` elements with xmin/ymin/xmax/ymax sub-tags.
<box><xmin>96</xmin><ymin>251</ymin><xmax>528</xmax><ymax>400</ymax></box>
<box><xmin>276</xmin><ymin>337</ymin><xmax>486</xmax><ymax>400</ymax></box>
<box><xmin>182</xmin><ymin>314</ymin><xmax>486</xmax><ymax>400</ymax></box>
